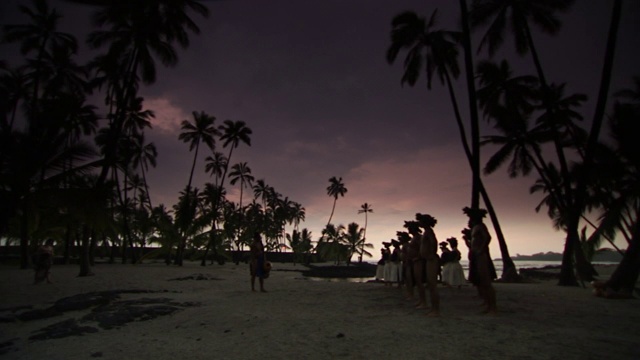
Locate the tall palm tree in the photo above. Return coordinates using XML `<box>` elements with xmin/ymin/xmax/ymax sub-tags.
<box><xmin>387</xmin><ymin>8</ymin><xmax>519</xmax><ymax>280</ymax></box>
<box><xmin>177</xmin><ymin>111</ymin><xmax>218</xmax><ymax>265</ymax></box>
<box><xmin>357</xmin><ymin>203</ymin><xmax>373</xmax><ymax>263</ymax></box>
<box><xmin>178</xmin><ymin>111</ymin><xmax>219</xmax><ymax>194</ymax></box>
<box><xmin>561</xmin><ymin>0</ymin><xmax>623</xmax><ymax>286</ymax></box>
<box><xmin>469</xmin><ymin>0</ymin><xmax>599</xmax><ymax>285</ymax></box>
<box><xmin>84</xmin><ymin>0</ymin><xmax>208</xmax><ymax>186</ymax></box>
<box><xmin>326</xmin><ymin>176</ymin><xmax>347</xmax><ymax>226</ymax></box>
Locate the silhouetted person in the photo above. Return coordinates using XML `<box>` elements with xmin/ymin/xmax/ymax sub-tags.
<box><xmin>407</xmin><ymin>221</ymin><xmax>426</xmax><ymax>309</ymax></box>
<box><xmin>417</xmin><ymin>213</ymin><xmax>440</xmax><ymax>317</ymax></box>
<box><xmin>443</xmin><ymin>237</ymin><xmax>466</xmax><ymax>288</ymax></box>
<box><xmin>34</xmin><ymin>238</ymin><xmax>54</xmax><ymax>284</ymax></box>
<box><xmin>376</xmin><ymin>248</ymin><xmax>386</xmax><ymax>282</ymax></box>
<box><xmin>250</xmin><ymin>233</ymin><xmax>267</xmax><ymax>292</ymax></box>
<box><xmin>464</xmin><ymin>207</ymin><xmax>497</xmax><ymax>314</ymax></box>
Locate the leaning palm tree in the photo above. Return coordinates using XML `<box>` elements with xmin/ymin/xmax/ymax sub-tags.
<box><xmin>326</xmin><ymin>176</ymin><xmax>347</xmax><ymax>226</ymax></box>
<box><xmin>591</xmin><ymin>94</ymin><xmax>640</xmax><ymax>294</ymax></box>
<box><xmin>357</xmin><ymin>203</ymin><xmax>373</xmax><ymax>263</ymax></box>
<box><xmin>387</xmin><ymin>9</ymin><xmax>519</xmax><ymax>281</ymax></box>
<box><xmin>469</xmin><ymin>0</ymin><xmax>600</xmax><ymax>286</ymax></box>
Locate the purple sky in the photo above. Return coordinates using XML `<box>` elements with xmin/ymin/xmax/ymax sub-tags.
<box><xmin>3</xmin><ymin>0</ymin><xmax>639</xmax><ymax>258</ymax></box>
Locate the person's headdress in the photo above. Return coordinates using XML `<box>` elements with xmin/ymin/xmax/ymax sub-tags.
<box><xmin>415</xmin><ymin>213</ymin><xmax>437</xmax><ymax>228</ymax></box>
<box><xmin>462</xmin><ymin>207</ymin><xmax>487</xmax><ymax>220</ymax></box>
<box><xmin>396</xmin><ymin>231</ymin><xmax>411</xmax><ymax>243</ymax></box>
<box><xmin>439</xmin><ymin>241</ymin><xmax>448</xmax><ymax>248</ymax></box>
<box><xmin>446</xmin><ymin>237</ymin><xmax>458</xmax><ymax>248</ymax></box>
<box><xmin>403</xmin><ymin>220</ymin><xmax>421</xmax><ymax>233</ymax></box>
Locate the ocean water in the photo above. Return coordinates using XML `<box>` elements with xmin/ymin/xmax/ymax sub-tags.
<box><xmin>309</xmin><ymin>259</ymin><xmax>619</xmax><ymax>283</ymax></box>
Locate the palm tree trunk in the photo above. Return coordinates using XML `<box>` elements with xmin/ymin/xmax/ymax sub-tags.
<box><xmin>327</xmin><ymin>198</ymin><xmax>337</xmax><ymax>226</ymax></box>
<box><xmin>459</xmin><ymin>0</ymin><xmax>482</xmax><ymax>211</ymax></box>
<box><xmin>360</xmin><ymin>213</ymin><xmax>368</xmax><ymax>263</ymax></box>
<box><xmin>604</xmin><ymin>220</ymin><xmax>640</xmax><ymax>293</ymax></box>
<box><xmin>559</xmin><ymin>0</ymin><xmax>621</xmax><ymax>286</ymax></box>
<box><xmin>521</xmin><ymin>19</ymin><xmax>593</xmax><ymax>286</ymax></box>
<box><xmin>443</xmin><ymin>70</ymin><xmax>519</xmax><ymax>281</ymax></box>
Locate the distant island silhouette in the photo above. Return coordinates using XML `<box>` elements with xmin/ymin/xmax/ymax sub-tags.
<box><xmin>497</xmin><ymin>248</ymin><xmax>622</xmax><ymax>263</ymax></box>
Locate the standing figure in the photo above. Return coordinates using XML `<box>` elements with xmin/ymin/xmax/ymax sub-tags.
<box><xmin>416</xmin><ymin>213</ymin><xmax>440</xmax><ymax>317</ymax></box>
<box><xmin>382</xmin><ymin>242</ymin><xmax>393</xmax><ymax>287</ymax></box>
<box><xmin>375</xmin><ymin>248</ymin><xmax>386</xmax><ymax>282</ymax></box>
<box><xmin>34</xmin><ymin>238</ymin><xmax>55</xmax><ymax>284</ymax></box>
<box><xmin>250</xmin><ymin>233</ymin><xmax>268</xmax><ymax>292</ymax></box>
<box><xmin>389</xmin><ymin>240</ymin><xmax>402</xmax><ymax>287</ymax></box>
<box><xmin>439</xmin><ymin>242</ymin><xmax>452</xmax><ymax>285</ymax></box>
<box><xmin>406</xmin><ymin>221</ymin><xmax>425</xmax><ymax>309</ymax></box>
<box><xmin>443</xmin><ymin>237</ymin><xmax>466</xmax><ymax>288</ymax></box>
<box><xmin>464</xmin><ymin>207</ymin><xmax>497</xmax><ymax>314</ymax></box>
<box><xmin>397</xmin><ymin>230</ymin><xmax>413</xmax><ymax>299</ymax></box>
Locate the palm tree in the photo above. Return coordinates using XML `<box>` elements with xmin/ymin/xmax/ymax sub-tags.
<box><xmin>176</xmin><ymin>111</ymin><xmax>218</xmax><ymax>265</ymax></box>
<box><xmin>129</xmin><ymin>132</ymin><xmax>157</xmax><ymax>209</ymax></box>
<box><xmin>2</xmin><ymin>0</ymin><xmax>78</xmax><ymax>111</ymax></box>
<box><xmin>253</xmin><ymin>179</ymin><xmax>273</xmax><ymax>210</ymax></box>
<box><xmin>228</xmin><ymin>162</ymin><xmax>255</xmax><ymax>221</ymax></box>
<box><xmin>387</xmin><ymin>8</ymin><xmax>519</xmax><ymax>281</ymax></box>
<box><xmin>218</xmin><ymin>119</ymin><xmax>252</xmax><ymax>186</ymax></box>
<box><xmin>560</xmin><ymin>0</ymin><xmax>623</xmax><ymax>286</ymax></box>
<box><xmin>343</xmin><ymin>222</ymin><xmax>373</xmax><ymax>266</ymax></box>
<box><xmin>318</xmin><ymin>223</ymin><xmax>347</xmax><ymax>265</ymax></box>
<box><xmin>357</xmin><ymin>203</ymin><xmax>373</xmax><ymax>263</ymax></box>
<box><xmin>326</xmin><ymin>176</ymin><xmax>347</xmax><ymax>225</ymax></box>
<box><xmin>592</xmin><ymin>91</ymin><xmax>640</xmax><ymax>293</ymax></box>
<box><xmin>179</xmin><ymin>111</ymin><xmax>219</xmax><ymax>194</ymax></box>
<box><xmin>84</xmin><ymin>0</ymin><xmax>208</xmax><ymax>186</ymax></box>
<box><xmin>204</xmin><ymin>151</ymin><xmax>227</xmax><ymax>187</ymax></box>
<box><xmin>469</xmin><ymin>0</ymin><xmax>600</xmax><ymax>286</ymax></box>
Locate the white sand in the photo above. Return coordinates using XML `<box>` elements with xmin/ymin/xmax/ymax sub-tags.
<box><xmin>0</xmin><ymin>262</ymin><xmax>638</xmax><ymax>360</ymax></box>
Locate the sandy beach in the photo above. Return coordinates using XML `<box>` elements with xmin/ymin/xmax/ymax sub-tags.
<box><xmin>1</xmin><ymin>262</ymin><xmax>638</xmax><ymax>360</ymax></box>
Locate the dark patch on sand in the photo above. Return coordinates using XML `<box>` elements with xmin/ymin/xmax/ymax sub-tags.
<box><xmin>0</xmin><ymin>290</ymin><xmax>199</xmax><ymax>344</ymax></box>
<box><xmin>168</xmin><ymin>273</ymin><xmax>222</xmax><ymax>281</ymax></box>
<box><xmin>29</xmin><ymin>318</ymin><xmax>99</xmax><ymax>340</ymax></box>
<box><xmin>300</xmin><ymin>263</ymin><xmax>377</xmax><ymax>278</ymax></box>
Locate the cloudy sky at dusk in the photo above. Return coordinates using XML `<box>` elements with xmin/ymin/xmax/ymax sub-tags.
<box><xmin>2</xmin><ymin>0</ymin><xmax>639</xmax><ymax>259</ymax></box>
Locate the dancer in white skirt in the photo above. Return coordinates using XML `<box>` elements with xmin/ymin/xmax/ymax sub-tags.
<box><xmin>442</xmin><ymin>237</ymin><xmax>466</xmax><ymax>288</ymax></box>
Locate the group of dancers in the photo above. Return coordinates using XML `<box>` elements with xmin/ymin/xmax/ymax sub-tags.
<box><xmin>375</xmin><ymin>208</ymin><xmax>498</xmax><ymax>316</ymax></box>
